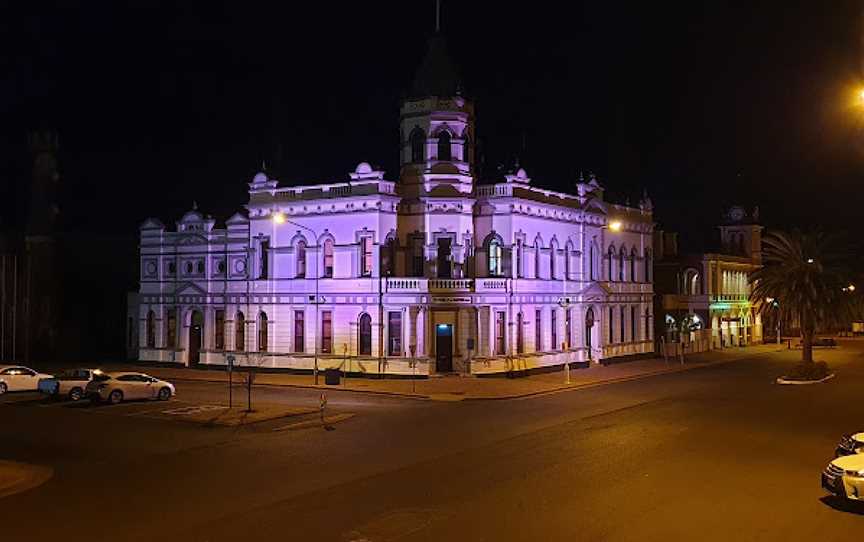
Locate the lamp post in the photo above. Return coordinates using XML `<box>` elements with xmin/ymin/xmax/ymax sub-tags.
<box><xmin>272</xmin><ymin>211</ymin><xmax>320</xmax><ymax>385</ymax></box>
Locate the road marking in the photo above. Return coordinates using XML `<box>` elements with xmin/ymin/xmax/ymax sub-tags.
<box><xmin>37</xmin><ymin>400</ymin><xmax>79</xmax><ymax>408</ymax></box>
<box><xmin>161</xmin><ymin>404</ymin><xmax>227</xmax><ymax>416</ymax></box>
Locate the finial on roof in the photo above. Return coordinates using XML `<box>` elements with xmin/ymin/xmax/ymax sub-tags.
<box><xmin>578</xmin><ymin>170</ymin><xmax>584</xmax><ymax>183</ymax></box>
<box><xmin>192</xmin><ymin>200</ymin><xmax>198</xmax><ymax>211</ymax></box>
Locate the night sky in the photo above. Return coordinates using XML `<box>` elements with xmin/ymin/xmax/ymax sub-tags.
<box><xmin>3</xmin><ymin>1</ymin><xmax>863</xmax><ymax>251</ymax></box>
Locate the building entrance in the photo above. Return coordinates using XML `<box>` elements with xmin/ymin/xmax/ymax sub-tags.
<box><xmin>435</xmin><ymin>323</ymin><xmax>453</xmax><ymax>373</ymax></box>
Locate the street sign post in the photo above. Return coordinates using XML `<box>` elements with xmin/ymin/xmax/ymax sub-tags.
<box><xmin>226</xmin><ymin>354</ymin><xmax>236</xmax><ymax>407</ymax></box>
<box><xmin>562</xmin><ymin>342</ymin><xmax>570</xmax><ymax>384</ymax></box>
<box><xmin>319</xmin><ymin>392</ymin><xmax>327</xmax><ymax>424</ymax></box>
<box><xmin>409</xmin><ymin>343</ymin><xmax>417</xmax><ymax>393</ymax></box>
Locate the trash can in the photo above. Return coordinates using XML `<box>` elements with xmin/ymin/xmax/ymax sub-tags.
<box><xmin>324</xmin><ymin>368</ymin><xmax>340</xmax><ymax>385</ymax></box>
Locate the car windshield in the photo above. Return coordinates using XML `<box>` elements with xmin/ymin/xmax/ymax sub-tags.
<box><xmin>91</xmin><ymin>373</ymin><xmax>111</xmax><ymax>382</ymax></box>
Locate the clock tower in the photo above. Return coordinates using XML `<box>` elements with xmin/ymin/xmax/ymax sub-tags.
<box><xmin>719</xmin><ymin>206</ymin><xmax>763</xmax><ymax>264</ymax></box>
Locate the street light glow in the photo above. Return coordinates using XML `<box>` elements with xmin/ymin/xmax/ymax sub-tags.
<box><xmin>806</xmin><ymin>258</ymin><xmax>814</xmax><ymax>264</ymax></box>
<box><xmin>272</xmin><ymin>211</ymin><xmax>286</xmax><ymax>224</ymax></box>
<box><xmin>608</xmin><ymin>220</ymin><xmax>622</xmax><ymax>232</ymax></box>
<box><xmin>849</xmin><ymin>284</ymin><xmax>856</xmax><ymax>292</ymax></box>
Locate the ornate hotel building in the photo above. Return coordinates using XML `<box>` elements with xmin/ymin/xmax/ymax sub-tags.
<box><xmin>136</xmin><ymin>36</ymin><xmax>655</xmax><ymax>375</ymax></box>
<box><xmin>653</xmin><ymin>206</ymin><xmax>764</xmax><ymax>354</ymax></box>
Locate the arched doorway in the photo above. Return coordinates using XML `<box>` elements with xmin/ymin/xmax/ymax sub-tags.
<box><xmin>189</xmin><ymin>310</ymin><xmax>204</xmax><ymax>365</ymax></box>
<box><xmin>358</xmin><ymin>313</ymin><xmax>372</xmax><ymax>356</ymax></box>
<box><xmin>585</xmin><ymin>307</ymin><xmax>595</xmax><ymax>361</ymax></box>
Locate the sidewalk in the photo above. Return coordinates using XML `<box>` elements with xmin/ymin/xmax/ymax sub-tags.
<box><xmin>109</xmin><ymin>343</ymin><xmax>784</xmax><ymax>402</ymax></box>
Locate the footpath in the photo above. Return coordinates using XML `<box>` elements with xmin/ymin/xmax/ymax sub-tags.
<box><xmin>108</xmin><ymin>343</ymin><xmax>784</xmax><ymax>402</ymax></box>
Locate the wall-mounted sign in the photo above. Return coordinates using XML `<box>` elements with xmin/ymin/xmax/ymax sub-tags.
<box><xmin>431</xmin><ymin>296</ymin><xmax>472</xmax><ymax>304</ymax></box>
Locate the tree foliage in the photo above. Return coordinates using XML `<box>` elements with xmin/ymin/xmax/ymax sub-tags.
<box><xmin>749</xmin><ymin>230</ymin><xmax>851</xmax><ymax>363</ymax></box>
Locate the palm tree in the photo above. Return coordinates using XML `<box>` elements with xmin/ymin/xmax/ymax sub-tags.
<box><xmin>750</xmin><ymin>230</ymin><xmax>851</xmax><ymax>364</ymax></box>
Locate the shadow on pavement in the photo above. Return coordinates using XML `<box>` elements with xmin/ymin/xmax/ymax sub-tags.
<box><xmin>819</xmin><ymin>495</ymin><xmax>864</xmax><ymax>515</ymax></box>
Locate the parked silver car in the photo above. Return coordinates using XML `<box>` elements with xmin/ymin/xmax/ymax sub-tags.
<box><xmin>85</xmin><ymin>372</ymin><xmax>175</xmax><ymax>404</ymax></box>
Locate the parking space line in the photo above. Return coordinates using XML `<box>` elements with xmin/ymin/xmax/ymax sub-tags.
<box><xmin>37</xmin><ymin>401</ymin><xmax>78</xmax><ymax>408</ymax></box>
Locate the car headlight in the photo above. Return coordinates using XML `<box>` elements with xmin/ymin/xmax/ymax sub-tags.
<box><xmin>845</xmin><ymin>469</ymin><xmax>864</xmax><ymax>477</ymax></box>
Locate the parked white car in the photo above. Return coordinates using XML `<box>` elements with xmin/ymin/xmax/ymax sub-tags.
<box><xmin>85</xmin><ymin>372</ymin><xmax>175</xmax><ymax>404</ymax></box>
<box><xmin>823</xmin><ymin>454</ymin><xmax>864</xmax><ymax>501</ymax></box>
<box><xmin>38</xmin><ymin>368</ymin><xmax>102</xmax><ymax>401</ymax></box>
<box><xmin>0</xmin><ymin>366</ymin><xmax>53</xmax><ymax>394</ymax></box>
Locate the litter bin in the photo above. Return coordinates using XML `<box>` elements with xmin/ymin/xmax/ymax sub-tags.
<box><xmin>324</xmin><ymin>368</ymin><xmax>341</xmax><ymax>385</ymax></box>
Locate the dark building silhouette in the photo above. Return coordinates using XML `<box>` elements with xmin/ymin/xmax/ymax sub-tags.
<box><xmin>1</xmin><ymin>131</ymin><xmax>136</xmax><ymax>365</ymax></box>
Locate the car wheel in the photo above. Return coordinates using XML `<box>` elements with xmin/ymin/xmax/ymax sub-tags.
<box><xmin>158</xmin><ymin>387</ymin><xmax>171</xmax><ymax>401</ymax></box>
<box><xmin>108</xmin><ymin>389</ymin><xmax>123</xmax><ymax>405</ymax></box>
<box><xmin>69</xmin><ymin>388</ymin><xmax>83</xmax><ymax>402</ymax></box>
<box><xmin>0</xmin><ymin>382</ymin><xmax>6</xmax><ymax>395</ymax></box>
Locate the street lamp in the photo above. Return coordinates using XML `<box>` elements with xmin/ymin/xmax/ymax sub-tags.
<box><xmin>272</xmin><ymin>210</ymin><xmax>321</xmax><ymax>385</ymax></box>
<box><xmin>608</xmin><ymin>220</ymin><xmax>623</xmax><ymax>232</ymax></box>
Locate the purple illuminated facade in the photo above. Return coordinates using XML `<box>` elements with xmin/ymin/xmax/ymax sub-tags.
<box><xmin>137</xmin><ymin>38</ymin><xmax>655</xmax><ymax>375</ymax></box>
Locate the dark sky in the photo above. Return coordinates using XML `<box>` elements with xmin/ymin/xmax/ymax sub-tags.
<box><xmin>2</xmin><ymin>1</ymin><xmax>863</xmax><ymax>250</ymax></box>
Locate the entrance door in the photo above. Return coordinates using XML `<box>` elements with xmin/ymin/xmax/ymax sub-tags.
<box><xmin>189</xmin><ymin>311</ymin><xmax>203</xmax><ymax>365</ymax></box>
<box><xmin>585</xmin><ymin>307</ymin><xmax>595</xmax><ymax>360</ymax></box>
<box><xmin>435</xmin><ymin>324</ymin><xmax>453</xmax><ymax>373</ymax></box>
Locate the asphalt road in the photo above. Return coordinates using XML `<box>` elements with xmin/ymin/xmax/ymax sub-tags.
<box><xmin>3</xmin><ymin>343</ymin><xmax>864</xmax><ymax>541</ymax></box>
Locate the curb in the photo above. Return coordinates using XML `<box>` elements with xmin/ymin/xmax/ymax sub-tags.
<box><xmin>0</xmin><ymin>461</ymin><xmax>54</xmax><ymax>500</ymax></box>
<box><xmin>462</xmin><ymin>352</ymin><xmax>776</xmax><ymax>401</ymax></box>
<box><xmin>130</xmin><ymin>347</ymin><xmax>784</xmax><ymax>403</ymax></box>
<box><xmin>163</xmin><ymin>377</ymin><xmax>433</xmax><ymax>400</ymax></box>
<box><xmin>776</xmin><ymin>373</ymin><xmax>836</xmax><ymax>385</ymax></box>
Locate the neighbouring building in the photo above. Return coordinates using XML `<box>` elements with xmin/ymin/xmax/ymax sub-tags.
<box><xmin>653</xmin><ymin>206</ymin><xmax>763</xmax><ymax>354</ymax></box>
<box><xmin>136</xmin><ymin>34</ymin><xmax>655</xmax><ymax>376</ymax></box>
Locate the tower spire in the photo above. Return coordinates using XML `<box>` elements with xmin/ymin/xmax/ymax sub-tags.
<box><xmin>435</xmin><ymin>0</ymin><xmax>441</xmax><ymax>33</ymax></box>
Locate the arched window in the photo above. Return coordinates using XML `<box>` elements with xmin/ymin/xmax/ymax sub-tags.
<box><xmin>608</xmin><ymin>246</ymin><xmax>615</xmax><ymax>281</ymax></box>
<box><xmin>630</xmin><ymin>248</ymin><xmax>638</xmax><ymax>282</ymax></box>
<box><xmin>146</xmin><ymin>310</ymin><xmax>155</xmax><ymax>348</ymax></box>
<box><xmin>323</xmin><ymin>238</ymin><xmax>334</xmax><ymax>278</ymax></box>
<box><xmin>515</xmin><ymin>239</ymin><xmax>524</xmax><ymax>278</ymax></box>
<box><xmin>382</xmin><ymin>236</ymin><xmax>397</xmax><ymax>276</ymax></box>
<box><xmin>235</xmin><ymin>312</ymin><xmax>245</xmax><ymax>351</ymax></box>
<box><xmin>564</xmin><ymin>242</ymin><xmax>572</xmax><ymax>279</ymax></box>
<box><xmin>296</xmin><ymin>240</ymin><xmax>307</xmax><ymax>278</ymax></box>
<box><xmin>437</xmin><ymin>131</ymin><xmax>452</xmax><ymax>161</ymax></box>
<box><xmin>590</xmin><ymin>242</ymin><xmax>598</xmax><ymax>281</ymax></box>
<box><xmin>488</xmin><ymin>239</ymin><xmax>503</xmax><ymax>276</ymax></box>
<box><xmin>549</xmin><ymin>241</ymin><xmax>557</xmax><ymax>279</ymax></box>
<box><xmin>517</xmin><ymin>312</ymin><xmax>524</xmax><ymax>354</ymax></box>
<box><xmin>631</xmin><ymin>306</ymin><xmax>637</xmax><ymax>341</ymax></box>
<box><xmin>409</xmin><ymin>128</ymin><xmax>425</xmax><ymax>163</ymax></box>
<box><xmin>411</xmin><ymin>236</ymin><xmax>424</xmax><ymax>276</ymax></box>
<box><xmin>620</xmin><ymin>306</ymin><xmax>626</xmax><ymax>343</ymax></box>
<box><xmin>359</xmin><ymin>313</ymin><xmax>372</xmax><ymax>356</ymax></box>
<box><xmin>618</xmin><ymin>246</ymin><xmax>627</xmax><ymax>282</ymax></box>
<box><xmin>646</xmin><ymin>307</ymin><xmax>653</xmax><ymax>340</ymax></box>
<box><xmin>534</xmin><ymin>237</ymin><xmax>542</xmax><ymax>279</ymax></box>
<box><xmin>258</xmin><ymin>312</ymin><xmax>268</xmax><ymax>352</ymax></box>
<box><xmin>644</xmin><ymin>249</ymin><xmax>652</xmax><ymax>282</ymax></box>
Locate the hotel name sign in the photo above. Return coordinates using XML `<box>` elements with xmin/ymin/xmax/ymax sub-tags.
<box><xmin>431</xmin><ymin>296</ymin><xmax>472</xmax><ymax>305</ymax></box>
